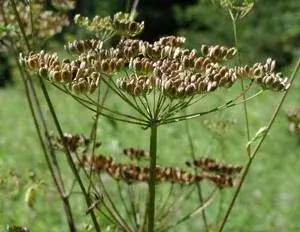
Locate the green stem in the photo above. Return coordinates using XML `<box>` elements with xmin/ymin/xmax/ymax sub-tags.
<box><xmin>97</xmin><ymin>177</ymin><xmax>132</xmax><ymax>231</ymax></box>
<box><xmin>55</xmin><ymin>86</ymin><xmax>148</xmax><ymax>125</ymax></box>
<box><xmin>23</xmin><ymin>75</ymin><xmax>77</xmax><ymax>232</ymax></box>
<box><xmin>184</xmin><ymin>119</ymin><xmax>208</xmax><ymax>230</ymax></box>
<box><xmin>6</xmin><ymin>6</ymin><xmax>76</xmax><ymax>230</ymax></box>
<box><xmin>157</xmin><ymin>188</ymin><xmax>217</xmax><ymax>232</ymax></box>
<box><xmin>148</xmin><ymin>122</ymin><xmax>158</xmax><ymax>232</ymax></box>
<box><xmin>161</xmin><ymin>90</ymin><xmax>263</xmax><ymax>125</ymax></box>
<box><xmin>10</xmin><ymin>0</ymin><xmax>31</xmax><ymax>51</ymax></box>
<box><xmin>231</xmin><ymin>14</ymin><xmax>251</xmax><ymax>156</ymax></box>
<box><xmin>38</xmin><ymin>77</ymin><xmax>101</xmax><ymax>232</ymax></box>
<box><xmin>117</xmin><ymin>182</ymin><xmax>133</xmax><ymax>226</ymax></box>
<box><xmin>218</xmin><ymin>58</ymin><xmax>300</xmax><ymax>232</ymax></box>
<box><xmin>88</xmin><ymin>83</ymin><xmax>103</xmax><ymax>193</ymax></box>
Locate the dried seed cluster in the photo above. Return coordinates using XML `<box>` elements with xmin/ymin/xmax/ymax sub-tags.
<box><xmin>74</xmin><ymin>12</ymin><xmax>144</xmax><ymax>37</ymax></box>
<box><xmin>65</xmin><ymin>39</ymin><xmax>103</xmax><ymax>54</ymax></box>
<box><xmin>116</xmin><ymin>37</ymin><xmax>289</xmax><ymax>97</ymax></box>
<box><xmin>79</xmin><ymin>154</ymin><xmax>236</xmax><ymax>187</ymax></box>
<box><xmin>51</xmin><ymin>0</ymin><xmax>75</xmax><ymax>10</ymax></box>
<box><xmin>22</xmin><ymin>34</ymin><xmax>289</xmax><ymax>97</ymax></box>
<box><xmin>47</xmin><ymin>132</ymin><xmax>237</xmax><ymax>187</ymax></box>
<box><xmin>286</xmin><ymin>107</ymin><xmax>300</xmax><ymax>134</ymax></box>
<box><xmin>49</xmin><ymin>132</ymin><xmax>90</xmax><ymax>153</ymax></box>
<box><xmin>236</xmin><ymin>58</ymin><xmax>289</xmax><ymax>91</ymax></box>
<box><xmin>201</xmin><ymin>44</ymin><xmax>238</xmax><ymax>61</ymax></box>
<box><xmin>123</xmin><ymin>147</ymin><xmax>150</xmax><ymax>160</ymax></box>
<box><xmin>21</xmin><ymin>50</ymin><xmax>104</xmax><ymax>93</ymax></box>
<box><xmin>0</xmin><ymin>1</ymin><xmax>69</xmax><ymax>45</ymax></box>
<box><xmin>186</xmin><ymin>157</ymin><xmax>243</xmax><ymax>176</ymax></box>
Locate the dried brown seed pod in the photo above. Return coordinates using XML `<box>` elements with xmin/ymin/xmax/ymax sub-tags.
<box><xmin>61</xmin><ymin>70</ymin><xmax>72</xmax><ymax>83</ymax></box>
<box><xmin>188</xmin><ymin>157</ymin><xmax>243</xmax><ymax>176</ymax></box>
<box><xmin>100</xmin><ymin>60</ymin><xmax>110</xmax><ymax>73</ymax></box>
<box><xmin>201</xmin><ymin>45</ymin><xmax>209</xmax><ymax>56</ymax></box>
<box><xmin>123</xmin><ymin>147</ymin><xmax>150</xmax><ymax>160</ymax></box>
<box><xmin>226</xmin><ymin>47</ymin><xmax>237</xmax><ymax>59</ymax></box>
<box><xmin>116</xmin><ymin>58</ymin><xmax>125</xmax><ymax>70</ymax></box>
<box><xmin>39</xmin><ymin>67</ymin><xmax>48</xmax><ymax>78</ymax></box>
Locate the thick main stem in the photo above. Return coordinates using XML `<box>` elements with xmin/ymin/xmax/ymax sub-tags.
<box><xmin>148</xmin><ymin>123</ymin><xmax>158</xmax><ymax>232</ymax></box>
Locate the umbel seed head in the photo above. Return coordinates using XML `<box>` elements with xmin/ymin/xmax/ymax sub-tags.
<box><xmin>22</xmin><ymin>34</ymin><xmax>290</xmax><ymax>96</ymax></box>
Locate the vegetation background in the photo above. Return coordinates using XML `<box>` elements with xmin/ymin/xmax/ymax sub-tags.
<box><xmin>1</xmin><ymin>0</ymin><xmax>300</xmax><ymax>231</ymax></box>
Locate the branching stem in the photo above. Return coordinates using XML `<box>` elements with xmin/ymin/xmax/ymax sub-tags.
<box><xmin>218</xmin><ymin>58</ymin><xmax>300</xmax><ymax>231</ymax></box>
<box><xmin>38</xmin><ymin>76</ymin><xmax>101</xmax><ymax>231</ymax></box>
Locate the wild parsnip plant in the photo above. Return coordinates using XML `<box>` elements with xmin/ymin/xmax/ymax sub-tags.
<box><xmin>18</xmin><ymin>5</ymin><xmax>299</xmax><ymax>230</ymax></box>
<box><xmin>0</xmin><ymin>1</ymin><xmax>81</xmax><ymax>231</ymax></box>
<box><xmin>3</xmin><ymin>0</ymin><xmax>300</xmax><ymax>231</ymax></box>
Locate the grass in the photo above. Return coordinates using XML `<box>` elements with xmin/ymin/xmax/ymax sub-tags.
<box><xmin>1</xmin><ymin>62</ymin><xmax>300</xmax><ymax>231</ymax></box>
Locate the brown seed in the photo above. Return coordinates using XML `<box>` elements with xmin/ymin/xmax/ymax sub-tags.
<box><xmin>185</xmin><ymin>83</ymin><xmax>196</xmax><ymax>94</ymax></box>
<box><xmin>76</xmin><ymin>41</ymin><xmax>85</xmax><ymax>53</ymax></box>
<box><xmin>128</xmin><ymin>21</ymin><xmax>139</xmax><ymax>34</ymax></box>
<box><xmin>201</xmin><ymin>45</ymin><xmax>209</xmax><ymax>56</ymax></box>
<box><xmin>253</xmin><ymin>67</ymin><xmax>262</xmax><ymax>76</ymax></box>
<box><xmin>61</xmin><ymin>70</ymin><xmax>72</xmax><ymax>83</ymax></box>
<box><xmin>226</xmin><ymin>47</ymin><xmax>237</xmax><ymax>59</ymax></box>
<box><xmin>207</xmin><ymin>81</ymin><xmax>217</xmax><ymax>92</ymax></box>
<box><xmin>210</xmin><ymin>45</ymin><xmax>221</xmax><ymax>57</ymax></box>
<box><xmin>39</xmin><ymin>67</ymin><xmax>48</xmax><ymax>78</ymax></box>
<box><xmin>101</xmin><ymin>60</ymin><xmax>110</xmax><ymax>73</ymax></box>
<box><xmin>194</xmin><ymin>57</ymin><xmax>204</xmax><ymax>70</ymax></box>
<box><xmin>116</xmin><ymin>58</ymin><xmax>125</xmax><ymax>70</ymax></box>
<box><xmin>197</xmin><ymin>81</ymin><xmax>207</xmax><ymax>93</ymax></box>
<box><xmin>52</xmin><ymin>71</ymin><xmax>62</xmax><ymax>82</ymax></box>
<box><xmin>28</xmin><ymin>58</ymin><xmax>38</xmax><ymax>69</ymax></box>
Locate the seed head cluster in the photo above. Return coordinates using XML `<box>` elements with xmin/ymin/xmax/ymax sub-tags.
<box><xmin>0</xmin><ymin>0</ymin><xmax>70</xmax><ymax>44</ymax></box>
<box><xmin>236</xmin><ymin>58</ymin><xmax>289</xmax><ymax>91</ymax></box>
<box><xmin>74</xmin><ymin>12</ymin><xmax>144</xmax><ymax>38</ymax></box>
<box><xmin>123</xmin><ymin>147</ymin><xmax>150</xmax><ymax>160</ymax></box>
<box><xmin>49</xmin><ymin>132</ymin><xmax>91</xmax><ymax>153</ymax></box>
<box><xmin>49</xmin><ymin>132</ymin><xmax>238</xmax><ymax>188</ymax></box>
<box><xmin>186</xmin><ymin>157</ymin><xmax>243</xmax><ymax>176</ymax></box>
<box><xmin>79</xmin><ymin>154</ymin><xmax>237</xmax><ymax>188</ymax></box>
<box><xmin>51</xmin><ymin>0</ymin><xmax>75</xmax><ymax>10</ymax></box>
<box><xmin>21</xmin><ymin>50</ymin><xmax>105</xmax><ymax>93</ymax></box>
<box><xmin>65</xmin><ymin>39</ymin><xmax>104</xmax><ymax>55</ymax></box>
<box><xmin>21</xmin><ymin>34</ymin><xmax>290</xmax><ymax>98</ymax></box>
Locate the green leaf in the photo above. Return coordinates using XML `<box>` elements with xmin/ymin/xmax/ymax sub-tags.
<box><xmin>246</xmin><ymin>126</ymin><xmax>268</xmax><ymax>149</ymax></box>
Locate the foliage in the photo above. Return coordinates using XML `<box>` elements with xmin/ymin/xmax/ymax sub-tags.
<box><xmin>174</xmin><ymin>0</ymin><xmax>300</xmax><ymax>67</ymax></box>
<box><xmin>1</xmin><ymin>0</ymin><xmax>300</xmax><ymax>232</ymax></box>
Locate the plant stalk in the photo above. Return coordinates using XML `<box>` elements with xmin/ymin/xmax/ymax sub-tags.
<box><xmin>148</xmin><ymin>122</ymin><xmax>158</xmax><ymax>232</ymax></box>
<box><xmin>231</xmin><ymin>14</ymin><xmax>251</xmax><ymax>156</ymax></box>
<box><xmin>23</xmin><ymin>73</ymin><xmax>77</xmax><ymax>232</ymax></box>
<box><xmin>7</xmin><ymin>2</ymin><xmax>77</xmax><ymax>230</ymax></box>
<box><xmin>218</xmin><ymin>58</ymin><xmax>300</xmax><ymax>231</ymax></box>
<box><xmin>184</xmin><ymin>119</ymin><xmax>208</xmax><ymax>230</ymax></box>
<box><xmin>38</xmin><ymin>76</ymin><xmax>101</xmax><ymax>232</ymax></box>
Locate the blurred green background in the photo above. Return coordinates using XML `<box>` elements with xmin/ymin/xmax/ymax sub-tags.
<box><xmin>1</xmin><ymin>0</ymin><xmax>300</xmax><ymax>231</ymax></box>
